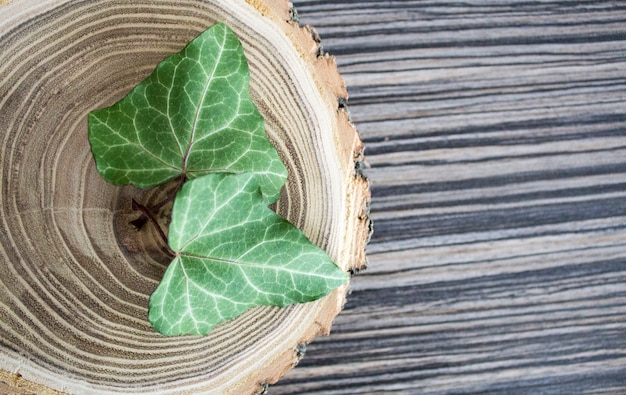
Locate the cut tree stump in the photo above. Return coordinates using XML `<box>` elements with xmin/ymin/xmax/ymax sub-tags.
<box><xmin>0</xmin><ymin>1</ymin><xmax>370</xmax><ymax>393</ymax></box>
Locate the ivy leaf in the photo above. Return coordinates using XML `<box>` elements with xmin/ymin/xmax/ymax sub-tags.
<box><xmin>149</xmin><ymin>173</ymin><xmax>348</xmax><ymax>336</ymax></box>
<box><xmin>88</xmin><ymin>23</ymin><xmax>287</xmax><ymax>201</ymax></box>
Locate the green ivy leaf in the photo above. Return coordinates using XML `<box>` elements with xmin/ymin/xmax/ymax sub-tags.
<box><xmin>149</xmin><ymin>173</ymin><xmax>348</xmax><ymax>336</ymax></box>
<box><xmin>88</xmin><ymin>23</ymin><xmax>287</xmax><ymax>201</ymax></box>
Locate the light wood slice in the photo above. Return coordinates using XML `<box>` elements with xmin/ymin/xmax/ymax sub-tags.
<box><xmin>0</xmin><ymin>0</ymin><xmax>370</xmax><ymax>393</ymax></box>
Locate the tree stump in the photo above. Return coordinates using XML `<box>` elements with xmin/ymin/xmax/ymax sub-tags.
<box><xmin>0</xmin><ymin>0</ymin><xmax>370</xmax><ymax>393</ymax></box>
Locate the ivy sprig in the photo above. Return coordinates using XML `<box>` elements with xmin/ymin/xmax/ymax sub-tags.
<box><xmin>88</xmin><ymin>23</ymin><xmax>347</xmax><ymax>336</ymax></box>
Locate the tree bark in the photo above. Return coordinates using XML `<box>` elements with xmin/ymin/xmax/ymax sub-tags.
<box><xmin>0</xmin><ymin>1</ymin><xmax>370</xmax><ymax>394</ymax></box>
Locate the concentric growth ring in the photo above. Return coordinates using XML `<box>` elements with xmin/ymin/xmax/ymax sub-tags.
<box><xmin>0</xmin><ymin>1</ymin><xmax>370</xmax><ymax>394</ymax></box>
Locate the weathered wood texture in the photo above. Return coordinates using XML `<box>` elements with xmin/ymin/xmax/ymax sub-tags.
<box><xmin>273</xmin><ymin>1</ymin><xmax>626</xmax><ymax>394</ymax></box>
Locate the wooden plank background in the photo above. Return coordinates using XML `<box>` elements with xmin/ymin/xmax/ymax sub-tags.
<box><xmin>273</xmin><ymin>1</ymin><xmax>626</xmax><ymax>394</ymax></box>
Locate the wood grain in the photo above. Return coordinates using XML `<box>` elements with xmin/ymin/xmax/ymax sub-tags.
<box><xmin>272</xmin><ymin>1</ymin><xmax>626</xmax><ymax>394</ymax></box>
<box><xmin>0</xmin><ymin>0</ymin><xmax>369</xmax><ymax>394</ymax></box>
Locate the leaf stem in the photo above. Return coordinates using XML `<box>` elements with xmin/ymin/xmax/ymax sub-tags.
<box><xmin>152</xmin><ymin>174</ymin><xmax>187</xmax><ymax>211</ymax></box>
<box><xmin>131</xmin><ymin>198</ymin><xmax>175</xmax><ymax>258</ymax></box>
<box><xmin>129</xmin><ymin>175</ymin><xmax>187</xmax><ymax>230</ymax></box>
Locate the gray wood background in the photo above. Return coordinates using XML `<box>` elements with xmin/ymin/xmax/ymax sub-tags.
<box><xmin>273</xmin><ymin>1</ymin><xmax>626</xmax><ymax>394</ymax></box>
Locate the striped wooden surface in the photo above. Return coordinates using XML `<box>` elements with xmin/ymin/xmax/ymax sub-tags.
<box><xmin>273</xmin><ymin>1</ymin><xmax>626</xmax><ymax>394</ymax></box>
